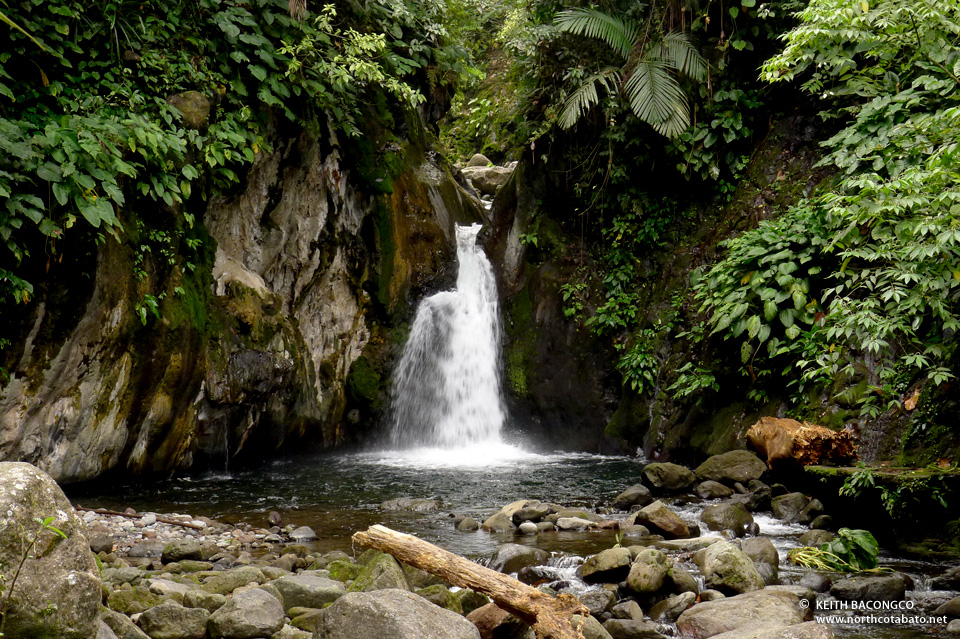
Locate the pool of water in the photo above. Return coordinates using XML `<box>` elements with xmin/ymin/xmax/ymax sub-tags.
<box><xmin>67</xmin><ymin>447</ymin><xmax>953</xmax><ymax>637</ymax></box>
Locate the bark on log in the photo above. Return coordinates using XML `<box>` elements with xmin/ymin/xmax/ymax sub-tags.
<box><xmin>352</xmin><ymin>524</ymin><xmax>587</xmax><ymax>639</ymax></box>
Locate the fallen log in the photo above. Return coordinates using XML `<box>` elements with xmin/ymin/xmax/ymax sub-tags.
<box><xmin>746</xmin><ymin>417</ymin><xmax>858</xmax><ymax>468</ymax></box>
<box><xmin>352</xmin><ymin>524</ymin><xmax>587</xmax><ymax>639</ymax></box>
<box><xmin>75</xmin><ymin>506</ymin><xmax>206</xmax><ymax>531</ymax></box>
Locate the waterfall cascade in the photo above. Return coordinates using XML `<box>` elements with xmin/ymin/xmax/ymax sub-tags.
<box><xmin>388</xmin><ymin>223</ymin><xmax>506</xmax><ymax>448</ymax></box>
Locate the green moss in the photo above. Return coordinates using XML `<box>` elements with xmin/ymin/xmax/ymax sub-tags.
<box><xmin>504</xmin><ymin>287</ymin><xmax>534</xmax><ymax>398</ymax></box>
<box><xmin>327</xmin><ymin>559</ymin><xmax>363</xmax><ymax>582</ymax></box>
<box><xmin>346</xmin><ymin>356</ymin><xmax>382</xmax><ymax>406</ymax></box>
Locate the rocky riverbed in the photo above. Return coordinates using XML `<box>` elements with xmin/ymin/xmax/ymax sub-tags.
<box><xmin>2</xmin><ymin>451</ymin><xmax>960</xmax><ymax>639</ymax></box>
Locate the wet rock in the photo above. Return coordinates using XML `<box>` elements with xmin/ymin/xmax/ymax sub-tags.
<box><xmin>163</xmin><ymin>539</ymin><xmax>203</xmax><ymax>563</ymax></box>
<box><xmin>798</xmin><ymin>573</ymin><xmax>832</xmax><ymax>593</ymax></box>
<box><xmin>701</xmin><ymin>503</ymin><xmax>754</xmax><ymax>537</ymax></box>
<box><xmin>91</xmin><ymin>534</ymin><xmax>116</xmax><ymax>554</ymax></box>
<box><xmin>467</xmin><ymin>153</ymin><xmax>491</xmax><ymax>167</ymax></box>
<box><xmin>147</xmin><ymin>578</ymin><xmax>194</xmax><ymax>603</ymax></box>
<box><xmin>809</xmin><ymin>515</ymin><xmax>833</xmax><ymax>530</ymax></box>
<box><xmin>642</xmin><ymin>463</ymin><xmax>696</xmax><ymax>493</ymax></box>
<box><xmin>767</xmin><ymin>585</ymin><xmax>816</xmax><ymax>609</ymax></box>
<box><xmin>481</xmin><ymin>512</ymin><xmax>516</xmax><ymax>533</ymax></box>
<box><xmin>467</xmin><ymin>602</ymin><xmax>530</xmax><ymax>639</ymax></box>
<box><xmin>581</xmin><ymin>589</ymin><xmax>617</xmax><ymax>616</ymax></box>
<box><xmin>327</xmin><ymin>560</ymin><xmax>362</xmax><ymax>582</ymax></box>
<box><xmin>458</xmin><ymin>517</ymin><xmax>481</xmax><ymax>532</ymax></box>
<box><xmin>203</xmin><ymin>566</ymin><xmax>266</xmax><ymax>595</ymax></box>
<box><xmin>101</xmin><ymin>608</ymin><xmax>150</xmax><ymax>639</ymax></box>
<box><xmin>611</xmin><ymin>600</ymin><xmax>644</xmax><ymax>621</ymax></box>
<box><xmin>667</xmin><ymin>564</ymin><xmax>699</xmax><ymax>594</ymax></box>
<box><xmin>127</xmin><ymin>540</ymin><xmax>163</xmax><ymax>558</ymax></box>
<box><xmin>557</xmin><ymin>517</ymin><xmax>597</xmax><ymax>531</ymax></box>
<box><xmin>461</xmin><ymin>165</ymin><xmax>513</xmax><ymax>196</ymax></box>
<box><xmin>676</xmin><ymin>589</ymin><xmax>809</xmax><ymax>638</ymax></box>
<box><xmin>830</xmin><ymin>574</ymin><xmax>906</xmax><ymax>601</ymax></box>
<box><xmin>379</xmin><ymin>497</ymin><xmax>442</xmax><ymax>512</ymax></box>
<box><xmin>602</xmin><ymin>618</ymin><xmax>666</xmax><ymax>638</ymax></box>
<box><xmin>649</xmin><ymin>591</ymin><xmax>697</xmax><ymax>622</ymax></box>
<box><xmin>934</xmin><ymin>566</ymin><xmax>960</xmax><ymax>590</ymax></box>
<box><xmin>694</xmin><ymin>541</ymin><xmax>765</xmax><ymax>595</ymax></box>
<box><xmin>519</xmin><ymin>522</ymin><xmax>539</xmax><ymax>534</ymax></box>
<box><xmin>513</xmin><ymin>503</ymin><xmax>551</xmax><ymax>523</ymax></box>
<box><xmin>948</xmin><ymin>619</ymin><xmax>960</xmax><ymax>634</ymax></box>
<box><xmin>348</xmin><ymin>552</ymin><xmax>410</xmax><ymax>591</ymax></box>
<box><xmin>320</xmin><ymin>589</ymin><xmax>481</xmax><ymax>639</ymax></box>
<box><xmin>272</xmin><ymin>574</ymin><xmax>345</xmax><ymax>610</ymax></box>
<box><xmin>572</xmin><ymin>614</ymin><xmax>614</xmax><ymax>639</ymax></box>
<box><xmin>694</xmin><ymin>451</ymin><xmax>767</xmax><ymax>484</ymax></box>
<box><xmin>416</xmin><ymin>584</ymin><xmax>462</xmax><ymax>614</ymax></box>
<box><xmin>268</xmin><ymin>511</ymin><xmax>283</xmax><ymax>527</ymax></box>
<box><xmin>741</xmin><ymin>537</ymin><xmax>779</xmax><ymax>569</ymax></box>
<box><xmin>696</xmin><ymin>481</ymin><xmax>734</xmax><ymax>499</ymax></box>
<box><xmin>708</xmin><ymin>621</ymin><xmax>834</xmax><ymax>639</ymax></box>
<box><xmin>613</xmin><ymin>485</ymin><xmax>654</xmax><ymax>510</ymax></box>
<box><xmin>138</xmin><ymin>601</ymin><xmax>209</xmax><ymax>639</ymax></box>
<box><xmin>0</xmin><ymin>464</ymin><xmax>103</xmax><ymax>639</ymax></box>
<box><xmin>209</xmin><ymin>588</ymin><xmax>285</xmax><ymax>638</ymax></box>
<box><xmin>626</xmin><ymin>548</ymin><xmax>671</xmax><ymax>594</ymax></box>
<box><xmin>581</xmin><ymin>548</ymin><xmax>633</xmax><ymax>584</ymax></box>
<box><xmin>517</xmin><ymin>565</ymin><xmax>556</xmax><ymax>585</ymax></box>
<box><xmin>798</xmin><ymin>530</ymin><xmax>833</xmax><ymax>546</ymax></box>
<box><xmin>798</xmin><ymin>499</ymin><xmax>825</xmax><ymax>525</ymax></box>
<box><xmin>183</xmin><ymin>589</ymin><xmax>227</xmax><ymax>612</ymax></box>
<box><xmin>633</xmin><ymin>501</ymin><xmax>689</xmax><ymax>539</ymax></box>
<box><xmin>107</xmin><ymin>587</ymin><xmax>164</xmax><ymax>615</ymax></box>
<box><xmin>700</xmin><ymin>589</ymin><xmax>725</xmax><ymax>601</ymax></box>
<box><xmin>456</xmin><ymin>589</ymin><xmax>490</xmax><ymax>616</ymax></box>
<box><xmin>489</xmin><ymin>543</ymin><xmax>549</xmax><ymax>574</ymax></box>
<box><xmin>289</xmin><ymin>526</ymin><xmax>317</xmax><ymax>542</ymax></box>
<box><xmin>771</xmin><ymin>493</ymin><xmax>810</xmax><ymax>523</ymax></box>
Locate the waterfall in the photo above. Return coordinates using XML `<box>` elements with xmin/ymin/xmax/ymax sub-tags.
<box><xmin>388</xmin><ymin>223</ymin><xmax>505</xmax><ymax>448</ymax></box>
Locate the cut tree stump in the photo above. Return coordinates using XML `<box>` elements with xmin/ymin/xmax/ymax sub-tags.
<box><xmin>352</xmin><ymin>524</ymin><xmax>587</xmax><ymax>639</ymax></box>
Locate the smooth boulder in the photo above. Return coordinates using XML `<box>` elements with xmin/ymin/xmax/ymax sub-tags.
<box><xmin>581</xmin><ymin>548</ymin><xmax>633</xmax><ymax>583</ymax></box>
<box><xmin>633</xmin><ymin>501</ymin><xmax>689</xmax><ymax>539</ymax></box>
<box><xmin>489</xmin><ymin>543</ymin><xmax>549</xmax><ymax>574</ymax></box>
<box><xmin>208</xmin><ymin>588</ymin><xmax>284</xmax><ymax>638</ymax></box>
<box><xmin>0</xmin><ymin>462</ymin><xmax>101</xmax><ymax>639</ymax></box>
<box><xmin>694</xmin><ymin>541</ymin><xmax>765</xmax><ymax>595</ymax></box>
<box><xmin>272</xmin><ymin>574</ymin><xmax>346</xmax><ymax>610</ymax></box>
<box><xmin>318</xmin><ymin>589</ymin><xmax>481</xmax><ymax>639</ymax></box>
<box><xmin>700</xmin><ymin>503</ymin><xmax>754</xmax><ymax>537</ymax></box>
<box><xmin>830</xmin><ymin>574</ymin><xmax>906</xmax><ymax>601</ymax></box>
<box><xmin>676</xmin><ymin>590</ymin><xmax>809</xmax><ymax>638</ymax></box>
<box><xmin>613</xmin><ymin>484</ymin><xmax>654</xmax><ymax>510</ymax></box>
<box><xmin>695</xmin><ymin>451</ymin><xmax>767</xmax><ymax>484</ymax></box>
<box><xmin>137</xmin><ymin>601</ymin><xmax>209</xmax><ymax>639</ymax></box>
<box><xmin>626</xmin><ymin>548</ymin><xmax>671</xmax><ymax>594</ymax></box>
<box><xmin>642</xmin><ymin>463</ymin><xmax>696</xmax><ymax>493</ymax></box>
<box><xmin>708</xmin><ymin>622</ymin><xmax>833</xmax><ymax>639</ymax></box>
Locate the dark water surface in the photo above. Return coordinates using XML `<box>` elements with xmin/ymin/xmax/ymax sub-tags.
<box><xmin>68</xmin><ymin>447</ymin><xmax>952</xmax><ymax>638</ymax></box>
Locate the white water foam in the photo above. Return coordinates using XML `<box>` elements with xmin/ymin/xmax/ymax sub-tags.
<box><xmin>388</xmin><ymin>223</ymin><xmax>506</xmax><ymax>449</ymax></box>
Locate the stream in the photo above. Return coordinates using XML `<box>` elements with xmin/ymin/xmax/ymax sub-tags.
<box><xmin>68</xmin><ymin>447</ymin><xmax>955</xmax><ymax>638</ymax></box>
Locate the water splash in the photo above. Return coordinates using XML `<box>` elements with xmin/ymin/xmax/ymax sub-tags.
<box><xmin>388</xmin><ymin>223</ymin><xmax>506</xmax><ymax>449</ymax></box>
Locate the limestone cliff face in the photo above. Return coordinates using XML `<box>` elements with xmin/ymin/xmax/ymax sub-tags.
<box><xmin>0</xmin><ymin>126</ymin><xmax>482</xmax><ymax>484</ymax></box>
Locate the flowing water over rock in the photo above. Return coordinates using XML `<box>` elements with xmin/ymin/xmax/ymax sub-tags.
<box><xmin>388</xmin><ymin>223</ymin><xmax>506</xmax><ymax>449</ymax></box>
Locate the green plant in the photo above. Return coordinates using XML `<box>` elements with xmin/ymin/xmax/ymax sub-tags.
<box><xmin>839</xmin><ymin>463</ymin><xmax>876</xmax><ymax>498</ymax></box>
<box><xmin>617</xmin><ymin>330</ymin><xmax>660</xmax><ymax>394</ymax></box>
<box><xmin>554</xmin><ymin>8</ymin><xmax>707</xmax><ymax>137</ymax></box>
<box><xmin>788</xmin><ymin>528</ymin><xmax>880</xmax><ymax>572</ymax></box>
<box><xmin>0</xmin><ymin>516</ymin><xmax>68</xmax><ymax>636</ymax></box>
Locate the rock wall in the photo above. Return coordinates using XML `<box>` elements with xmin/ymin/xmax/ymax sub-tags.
<box><xmin>0</xmin><ymin>122</ymin><xmax>483</xmax><ymax>484</ymax></box>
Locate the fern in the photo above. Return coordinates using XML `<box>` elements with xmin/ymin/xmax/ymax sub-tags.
<box><xmin>554</xmin><ymin>8</ymin><xmax>638</xmax><ymax>59</ymax></box>
<box><xmin>558</xmin><ymin>68</ymin><xmax>621</xmax><ymax>130</ymax></box>
<box><xmin>624</xmin><ymin>60</ymin><xmax>689</xmax><ymax>135</ymax></box>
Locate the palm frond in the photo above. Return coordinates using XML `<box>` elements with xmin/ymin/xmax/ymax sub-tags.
<box><xmin>554</xmin><ymin>8</ymin><xmax>638</xmax><ymax>60</ymax></box>
<box><xmin>558</xmin><ymin>67</ymin><xmax>621</xmax><ymax>129</ymax></box>
<box><xmin>648</xmin><ymin>32</ymin><xmax>707</xmax><ymax>82</ymax></box>
<box><xmin>623</xmin><ymin>60</ymin><xmax>690</xmax><ymax>137</ymax></box>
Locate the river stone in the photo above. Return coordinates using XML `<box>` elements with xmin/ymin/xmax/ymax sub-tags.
<box><xmin>626</xmin><ymin>548</ymin><xmax>671</xmax><ymax>594</ymax></box>
<box><xmin>461</xmin><ymin>165</ymin><xmax>513</xmax><ymax>196</ymax></box>
<box><xmin>138</xmin><ymin>601</ymin><xmax>209</xmax><ymax>639</ymax></box>
<box><xmin>602</xmin><ymin>618</ymin><xmax>665</xmax><ymax>638</ymax></box>
<box><xmin>203</xmin><ymin>566</ymin><xmax>266</xmax><ymax>595</ymax></box>
<box><xmin>707</xmin><ymin>621</ymin><xmax>833</xmax><ymax>639</ymax></box>
<box><xmin>642</xmin><ymin>462</ymin><xmax>696</xmax><ymax>493</ymax></box>
<box><xmin>163</xmin><ymin>539</ymin><xmax>203</xmax><ymax>563</ymax></box>
<box><xmin>696</xmin><ymin>481</ymin><xmax>735</xmax><ymax>499</ymax></box>
<box><xmin>934</xmin><ymin>566</ymin><xmax>960</xmax><ymax>590</ymax></box>
<box><xmin>416</xmin><ymin>584</ymin><xmax>462</xmax><ymax>614</ymax></box>
<box><xmin>101</xmin><ymin>608</ymin><xmax>151</xmax><ymax>639</ymax></box>
<box><xmin>513</xmin><ymin>502</ymin><xmax>552</xmax><ymax>523</ymax></box>
<box><xmin>613</xmin><ymin>484</ymin><xmax>654</xmax><ymax>510</ymax></box>
<box><xmin>557</xmin><ymin>517</ymin><xmax>597</xmax><ymax>531</ymax></box>
<box><xmin>581</xmin><ymin>547</ymin><xmax>633</xmax><ymax>583</ymax></box>
<box><xmin>741</xmin><ymin>537</ymin><xmax>779</xmax><ymax>568</ymax></box>
<box><xmin>290</xmin><ymin>526</ymin><xmax>318</xmax><ymax>542</ymax></box>
<box><xmin>272</xmin><ymin>574</ymin><xmax>345</xmax><ymax>610</ymax></box>
<box><xmin>572</xmin><ymin>614</ymin><xmax>614</xmax><ymax>639</ymax></box>
<box><xmin>466</xmin><ymin>602</ymin><xmax>530</xmax><ymax>639</ymax></box>
<box><xmin>320</xmin><ymin>589</ymin><xmax>481</xmax><ymax>639</ymax></box>
<box><xmin>481</xmin><ymin>512</ymin><xmax>516</xmax><ymax>532</ymax></box>
<box><xmin>936</xmin><ymin>596</ymin><xmax>960</xmax><ymax>618</ymax></box>
<box><xmin>457</xmin><ymin>589</ymin><xmax>490</xmax><ymax>616</ymax></box>
<box><xmin>695</xmin><ymin>451</ymin><xmax>767</xmax><ymax>484</ymax></box>
<box><xmin>209</xmin><ymin>587</ymin><xmax>284</xmax><ymax>638</ymax></box>
<box><xmin>830</xmin><ymin>574</ymin><xmax>906</xmax><ymax>601</ymax></box>
<box><xmin>797</xmin><ymin>499</ymin><xmax>824</xmax><ymax>525</ymax></box>
<box><xmin>633</xmin><ymin>500</ymin><xmax>689</xmax><ymax>538</ymax></box>
<box><xmin>275</xmin><ymin>624</ymin><xmax>313</xmax><ymax>639</ymax></box>
<box><xmin>649</xmin><ymin>591</ymin><xmax>697</xmax><ymax>622</ymax></box>
<box><xmin>694</xmin><ymin>541</ymin><xmax>764</xmax><ymax>595</ymax></box>
<box><xmin>490</xmin><ymin>543</ymin><xmax>549</xmax><ymax>574</ymax></box>
<box><xmin>949</xmin><ymin>619</ymin><xmax>960</xmax><ymax>634</ymax></box>
<box><xmin>809</xmin><ymin>515</ymin><xmax>833</xmax><ymax>530</ymax></box>
<box><xmin>519</xmin><ymin>522</ymin><xmax>538</xmax><ymax>534</ymax></box>
<box><xmin>771</xmin><ymin>493</ymin><xmax>809</xmax><ymax>523</ymax></box>
<box><xmin>148</xmin><ymin>578</ymin><xmax>195</xmax><ymax>603</ymax></box>
<box><xmin>327</xmin><ymin>560</ymin><xmax>362</xmax><ymax>582</ymax></box>
<box><xmin>379</xmin><ymin>497</ymin><xmax>442</xmax><ymax>512</ymax></box>
<box><xmin>701</xmin><ymin>503</ymin><xmax>754</xmax><ymax>537</ymax></box>
<box><xmin>798</xmin><ymin>530</ymin><xmax>833</xmax><ymax>546</ymax></box>
<box><xmin>183</xmin><ymin>589</ymin><xmax>227</xmax><ymax>612</ymax></box>
<box><xmin>107</xmin><ymin>586</ymin><xmax>164</xmax><ymax>614</ymax></box>
<box><xmin>798</xmin><ymin>573</ymin><xmax>832</xmax><ymax>593</ymax></box>
<box><xmin>0</xmin><ymin>463</ymin><xmax>101</xmax><ymax>639</ymax></box>
<box><xmin>667</xmin><ymin>564</ymin><xmax>699</xmax><ymax>594</ymax></box>
<box><xmin>348</xmin><ymin>552</ymin><xmax>410</xmax><ymax>591</ymax></box>
<box><xmin>580</xmin><ymin>589</ymin><xmax>616</xmax><ymax>616</ymax></box>
<box><xmin>611</xmin><ymin>600</ymin><xmax>644</xmax><ymax>621</ymax></box>
<box><xmin>676</xmin><ymin>589</ymin><xmax>809</xmax><ymax>638</ymax></box>
<box><xmin>459</xmin><ymin>517</ymin><xmax>481</xmax><ymax>532</ymax></box>
<box><xmin>466</xmin><ymin>153</ymin><xmax>491</xmax><ymax>167</ymax></box>
<box><xmin>99</xmin><ymin>620</ymin><xmax>119</xmax><ymax>639</ymax></box>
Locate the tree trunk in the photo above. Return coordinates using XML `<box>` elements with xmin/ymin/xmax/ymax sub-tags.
<box><xmin>352</xmin><ymin>525</ymin><xmax>587</xmax><ymax>639</ymax></box>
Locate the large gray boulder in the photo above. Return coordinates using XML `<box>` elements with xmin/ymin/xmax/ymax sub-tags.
<box><xmin>137</xmin><ymin>601</ymin><xmax>209</xmax><ymax>639</ymax></box>
<box><xmin>208</xmin><ymin>588</ymin><xmax>285</xmax><ymax>638</ymax></box>
<box><xmin>694</xmin><ymin>541</ymin><xmax>765</xmax><ymax>595</ymax></box>
<box><xmin>271</xmin><ymin>574</ymin><xmax>345</xmax><ymax>610</ymax></box>
<box><xmin>676</xmin><ymin>590</ymin><xmax>810</xmax><ymax>638</ymax></box>
<box><xmin>626</xmin><ymin>548</ymin><xmax>671</xmax><ymax>594</ymax></box>
<box><xmin>202</xmin><ymin>566</ymin><xmax>266</xmax><ymax>595</ymax></box>
<box><xmin>695</xmin><ymin>451</ymin><xmax>767</xmax><ymax>484</ymax></box>
<box><xmin>771</xmin><ymin>493</ymin><xmax>810</xmax><ymax>523</ymax></box>
<box><xmin>0</xmin><ymin>462</ymin><xmax>101</xmax><ymax>639</ymax></box>
<box><xmin>642</xmin><ymin>463</ymin><xmax>696</xmax><ymax>493</ymax></box>
<box><xmin>700</xmin><ymin>503</ymin><xmax>754</xmax><ymax>537</ymax></box>
<box><xmin>461</xmin><ymin>165</ymin><xmax>513</xmax><ymax>196</ymax></box>
<box><xmin>101</xmin><ymin>608</ymin><xmax>151</xmax><ymax>639</ymax></box>
<box><xmin>708</xmin><ymin>622</ymin><xmax>833</xmax><ymax>639</ymax></box>
<box><xmin>489</xmin><ymin>543</ymin><xmax>550</xmax><ymax>574</ymax></box>
<box><xmin>632</xmin><ymin>500</ymin><xmax>689</xmax><ymax>539</ymax></box>
<box><xmin>830</xmin><ymin>574</ymin><xmax>906</xmax><ymax>601</ymax></box>
<box><xmin>318</xmin><ymin>589</ymin><xmax>481</xmax><ymax>639</ymax></box>
<box><xmin>613</xmin><ymin>484</ymin><xmax>654</xmax><ymax>510</ymax></box>
<box><xmin>347</xmin><ymin>552</ymin><xmax>410</xmax><ymax>592</ymax></box>
<box><xmin>581</xmin><ymin>547</ymin><xmax>633</xmax><ymax>583</ymax></box>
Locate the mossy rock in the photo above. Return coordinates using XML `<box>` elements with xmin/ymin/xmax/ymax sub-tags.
<box><xmin>415</xmin><ymin>584</ymin><xmax>463</xmax><ymax>614</ymax></box>
<box><xmin>106</xmin><ymin>586</ymin><xmax>164</xmax><ymax>615</ymax></box>
<box><xmin>327</xmin><ymin>560</ymin><xmax>363</xmax><ymax>583</ymax></box>
<box><xmin>346</xmin><ymin>553</ymin><xmax>410</xmax><ymax>592</ymax></box>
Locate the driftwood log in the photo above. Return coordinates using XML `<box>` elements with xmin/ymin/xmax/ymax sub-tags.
<box><xmin>352</xmin><ymin>524</ymin><xmax>587</xmax><ymax>639</ymax></box>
